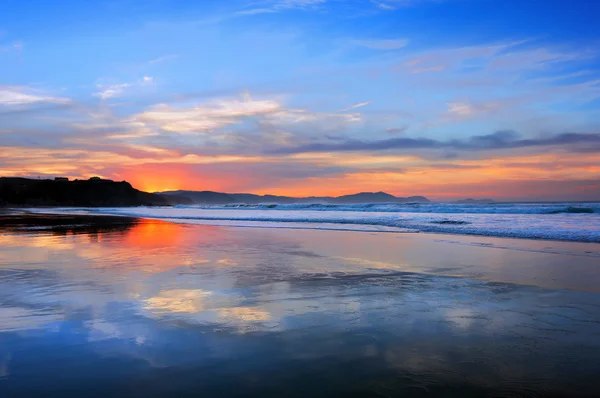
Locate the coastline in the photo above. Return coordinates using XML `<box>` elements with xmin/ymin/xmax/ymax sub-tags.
<box><xmin>21</xmin><ymin>204</ymin><xmax>600</xmax><ymax>243</ymax></box>
<box><xmin>2</xmin><ymin>209</ymin><xmax>599</xmax><ymax>292</ymax></box>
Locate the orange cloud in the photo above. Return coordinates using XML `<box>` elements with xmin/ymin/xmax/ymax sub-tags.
<box><xmin>2</xmin><ymin>142</ymin><xmax>599</xmax><ymax>200</ymax></box>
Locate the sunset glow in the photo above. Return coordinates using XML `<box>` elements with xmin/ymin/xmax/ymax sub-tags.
<box><xmin>1</xmin><ymin>1</ymin><xmax>599</xmax><ymax>201</ymax></box>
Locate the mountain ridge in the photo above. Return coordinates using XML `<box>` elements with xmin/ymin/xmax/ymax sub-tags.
<box><xmin>158</xmin><ymin>190</ymin><xmax>430</xmax><ymax>204</ymax></box>
<box><xmin>0</xmin><ymin>177</ymin><xmax>430</xmax><ymax>207</ymax></box>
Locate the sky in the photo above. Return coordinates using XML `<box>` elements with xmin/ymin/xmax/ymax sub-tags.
<box><xmin>1</xmin><ymin>0</ymin><xmax>600</xmax><ymax>201</ymax></box>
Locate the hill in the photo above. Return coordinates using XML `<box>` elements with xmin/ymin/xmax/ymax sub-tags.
<box><xmin>159</xmin><ymin>190</ymin><xmax>430</xmax><ymax>205</ymax></box>
<box><xmin>0</xmin><ymin>177</ymin><xmax>191</xmax><ymax>207</ymax></box>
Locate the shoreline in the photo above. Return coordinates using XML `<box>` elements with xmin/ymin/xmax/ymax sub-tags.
<box><xmin>2</xmin><ymin>208</ymin><xmax>600</xmax><ymax>396</ymax></box>
<box><xmin>14</xmin><ymin>206</ymin><xmax>600</xmax><ymax>244</ymax></box>
<box><xmin>2</xmin><ymin>210</ymin><xmax>599</xmax><ymax>293</ymax></box>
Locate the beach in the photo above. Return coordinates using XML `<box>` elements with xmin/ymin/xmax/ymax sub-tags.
<box><xmin>1</xmin><ymin>213</ymin><xmax>600</xmax><ymax>397</ymax></box>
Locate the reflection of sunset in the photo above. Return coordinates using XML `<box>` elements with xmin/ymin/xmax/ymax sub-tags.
<box><xmin>121</xmin><ymin>220</ymin><xmax>186</xmax><ymax>248</ymax></box>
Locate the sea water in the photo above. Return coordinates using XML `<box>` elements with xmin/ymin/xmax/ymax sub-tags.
<box><xmin>32</xmin><ymin>202</ymin><xmax>600</xmax><ymax>243</ymax></box>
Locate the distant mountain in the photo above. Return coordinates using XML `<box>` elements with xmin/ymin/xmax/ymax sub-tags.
<box><xmin>0</xmin><ymin>177</ymin><xmax>430</xmax><ymax>207</ymax></box>
<box><xmin>159</xmin><ymin>190</ymin><xmax>430</xmax><ymax>204</ymax></box>
<box><xmin>0</xmin><ymin>177</ymin><xmax>191</xmax><ymax>207</ymax></box>
<box><xmin>334</xmin><ymin>191</ymin><xmax>397</xmax><ymax>203</ymax></box>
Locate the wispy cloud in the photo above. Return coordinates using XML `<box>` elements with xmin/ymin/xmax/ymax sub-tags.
<box><xmin>136</xmin><ymin>95</ymin><xmax>282</xmax><ymax>133</ymax></box>
<box><xmin>133</xmin><ymin>92</ymin><xmax>362</xmax><ymax>135</ymax></box>
<box><xmin>235</xmin><ymin>8</ymin><xmax>277</xmax><ymax>16</ymax></box>
<box><xmin>445</xmin><ymin>100</ymin><xmax>503</xmax><ymax>119</ymax></box>
<box><xmin>0</xmin><ymin>87</ymin><xmax>70</xmax><ymax>106</ymax></box>
<box><xmin>267</xmin><ymin>131</ymin><xmax>600</xmax><ymax>155</ymax></box>
<box><xmin>236</xmin><ymin>0</ymin><xmax>327</xmax><ymax>15</ymax></box>
<box><xmin>93</xmin><ymin>83</ymin><xmax>132</xmax><ymax>100</ymax></box>
<box><xmin>340</xmin><ymin>101</ymin><xmax>372</xmax><ymax>112</ymax></box>
<box><xmin>93</xmin><ymin>76</ymin><xmax>154</xmax><ymax>100</ymax></box>
<box><xmin>371</xmin><ymin>1</ymin><xmax>397</xmax><ymax>10</ymax></box>
<box><xmin>409</xmin><ymin>65</ymin><xmax>445</xmax><ymax>74</ymax></box>
<box><xmin>372</xmin><ymin>0</ymin><xmax>446</xmax><ymax>10</ymax></box>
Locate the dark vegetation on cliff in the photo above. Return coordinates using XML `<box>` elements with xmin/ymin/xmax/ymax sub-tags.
<box><xmin>0</xmin><ymin>177</ymin><xmax>191</xmax><ymax>207</ymax></box>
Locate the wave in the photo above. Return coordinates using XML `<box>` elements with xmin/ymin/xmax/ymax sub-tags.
<box><xmin>33</xmin><ymin>206</ymin><xmax>600</xmax><ymax>243</ymax></box>
<box><xmin>177</xmin><ymin>202</ymin><xmax>600</xmax><ymax>215</ymax></box>
<box><xmin>545</xmin><ymin>206</ymin><xmax>595</xmax><ymax>214</ymax></box>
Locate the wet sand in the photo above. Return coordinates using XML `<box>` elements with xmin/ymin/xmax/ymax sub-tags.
<box><xmin>1</xmin><ymin>214</ymin><xmax>600</xmax><ymax>397</ymax></box>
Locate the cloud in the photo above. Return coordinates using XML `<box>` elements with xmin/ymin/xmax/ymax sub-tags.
<box><xmin>236</xmin><ymin>0</ymin><xmax>327</xmax><ymax>15</ymax></box>
<box><xmin>235</xmin><ymin>8</ymin><xmax>277</xmax><ymax>16</ymax></box>
<box><xmin>409</xmin><ymin>65</ymin><xmax>445</xmax><ymax>74</ymax></box>
<box><xmin>0</xmin><ymin>87</ymin><xmax>70</xmax><ymax>106</ymax></box>
<box><xmin>354</xmin><ymin>39</ymin><xmax>409</xmax><ymax>50</ymax></box>
<box><xmin>374</xmin><ymin>0</ymin><xmax>447</xmax><ymax>9</ymax></box>
<box><xmin>93</xmin><ymin>83</ymin><xmax>132</xmax><ymax>100</ymax></box>
<box><xmin>133</xmin><ymin>92</ymin><xmax>363</xmax><ymax>136</ymax></box>
<box><xmin>270</xmin><ymin>0</ymin><xmax>327</xmax><ymax>8</ymax></box>
<box><xmin>447</xmin><ymin>102</ymin><xmax>473</xmax><ymax>117</ymax></box>
<box><xmin>371</xmin><ymin>1</ymin><xmax>397</xmax><ymax>10</ymax></box>
<box><xmin>386</xmin><ymin>126</ymin><xmax>409</xmax><ymax>134</ymax></box>
<box><xmin>445</xmin><ymin>101</ymin><xmax>502</xmax><ymax>119</ymax></box>
<box><xmin>396</xmin><ymin>40</ymin><xmax>590</xmax><ymax>79</ymax></box>
<box><xmin>136</xmin><ymin>96</ymin><xmax>282</xmax><ymax>133</ymax></box>
<box><xmin>236</xmin><ymin>0</ymin><xmax>434</xmax><ymax>15</ymax></box>
<box><xmin>267</xmin><ymin>131</ymin><xmax>600</xmax><ymax>155</ymax></box>
<box><xmin>93</xmin><ymin>76</ymin><xmax>154</xmax><ymax>100</ymax></box>
<box><xmin>340</xmin><ymin>101</ymin><xmax>371</xmax><ymax>112</ymax></box>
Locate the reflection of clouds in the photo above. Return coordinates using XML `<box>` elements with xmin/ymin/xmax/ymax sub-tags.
<box><xmin>218</xmin><ymin>306</ymin><xmax>271</xmax><ymax>322</ymax></box>
<box><xmin>3</xmin><ymin>217</ymin><xmax>600</xmax><ymax>396</ymax></box>
<box><xmin>144</xmin><ymin>289</ymin><xmax>212</xmax><ymax>313</ymax></box>
<box><xmin>332</xmin><ymin>256</ymin><xmax>402</xmax><ymax>272</ymax></box>
<box><xmin>0</xmin><ymin>234</ymin><xmax>76</xmax><ymax>263</ymax></box>
<box><xmin>86</xmin><ymin>320</ymin><xmax>121</xmax><ymax>342</ymax></box>
<box><xmin>0</xmin><ymin>234</ymin><xmax>75</xmax><ymax>250</ymax></box>
<box><xmin>142</xmin><ymin>289</ymin><xmax>273</xmax><ymax>327</ymax></box>
<box><xmin>0</xmin><ymin>307</ymin><xmax>63</xmax><ymax>332</ymax></box>
<box><xmin>445</xmin><ymin>307</ymin><xmax>475</xmax><ymax>330</ymax></box>
<box><xmin>217</xmin><ymin>258</ymin><xmax>238</xmax><ymax>266</ymax></box>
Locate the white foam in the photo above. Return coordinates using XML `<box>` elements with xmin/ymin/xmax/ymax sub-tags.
<box><xmin>30</xmin><ymin>205</ymin><xmax>600</xmax><ymax>243</ymax></box>
<box><xmin>175</xmin><ymin>202</ymin><xmax>600</xmax><ymax>214</ymax></box>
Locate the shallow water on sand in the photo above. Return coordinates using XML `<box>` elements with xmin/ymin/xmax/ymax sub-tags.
<box><xmin>1</xmin><ymin>217</ymin><xmax>600</xmax><ymax>397</ymax></box>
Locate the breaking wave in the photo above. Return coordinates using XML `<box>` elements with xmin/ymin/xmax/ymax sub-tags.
<box><xmin>30</xmin><ymin>203</ymin><xmax>600</xmax><ymax>243</ymax></box>
<box><xmin>178</xmin><ymin>202</ymin><xmax>600</xmax><ymax>215</ymax></box>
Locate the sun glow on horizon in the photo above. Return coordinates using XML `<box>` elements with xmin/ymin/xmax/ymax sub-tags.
<box><xmin>1</xmin><ymin>0</ymin><xmax>599</xmax><ymax>201</ymax></box>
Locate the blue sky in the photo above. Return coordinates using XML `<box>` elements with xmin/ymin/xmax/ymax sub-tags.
<box><xmin>1</xmin><ymin>0</ymin><xmax>599</xmax><ymax>199</ymax></box>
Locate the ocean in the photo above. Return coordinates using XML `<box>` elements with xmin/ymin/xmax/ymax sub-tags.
<box><xmin>31</xmin><ymin>202</ymin><xmax>600</xmax><ymax>243</ymax></box>
<box><xmin>2</xmin><ymin>216</ymin><xmax>600</xmax><ymax>396</ymax></box>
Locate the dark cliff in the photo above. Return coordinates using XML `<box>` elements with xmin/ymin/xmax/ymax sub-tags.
<box><xmin>0</xmin><ymin>177</ymin><xmax>190</xmax><ymax>207</ymax></box>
